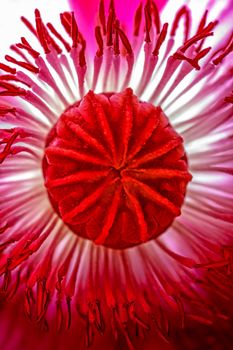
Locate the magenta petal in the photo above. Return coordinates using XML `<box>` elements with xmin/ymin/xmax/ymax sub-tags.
<box><xmin>68</xmin><ymin>0</ymin><xmax>168</xmax><ymax>52</ymax></box>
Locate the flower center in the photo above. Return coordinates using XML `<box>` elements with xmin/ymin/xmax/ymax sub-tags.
<box><xmin>43</xmin><ymin>88</ymin><xmax>191</xmax><ymax>249</ymax></box>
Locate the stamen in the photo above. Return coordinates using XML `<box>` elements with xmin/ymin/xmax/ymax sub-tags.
<box><xmin>21</xmin><ymin>16</ymin><xmax>37</xmax><ymax>37</ymax></box>
<box><xmin>16</xmin><ymin>37</ymin><xmax>40</xmax><ymax>59</ymax></box>
<box><xmin>107</xmin><ymin>6</ymin><xmax>115</xmax><ymax>46</ymax></box>
<box><xmin>0</xmin><ymin>81</ymin><xmax>26</xmax><ymax>97</ymax></box>
<box><xmin>0</xmin><ymin>62</ymin><xmax>17</xmax><ymax>74</ymax></box>
<box><xmin>225</xmin><ymin>92</ymin><xmax>233</xmax><ymax>104</ymax></box>
<box><xmin>0</xmin><ymin>105</ymin><xmax>16</xmax><ymax>116</ymax></box>
<box><xmin>197</xmin><ymin>9</ymin><xmax>208</xmax><ymax>34</ymax></box>
<box><xmin>213</xmin><ymin>36</ymin><xmax>233</xmax><ymax>65</ymax></box>
<box><xmin>5</xmin><ymin>55</ymin><xmax>39</xmax><ymax>73</ymax></box>
<box><xmin>47</xmin><ymin>22</ymin><xmax>71</xmax><ymax>52</ymax></box>
<box><xmin>133</xmin><ymin>3</ymin><xmax>143</xmax><ymax>37</ymax></box>
<box><xmin>95</xmin><ymin>26</ymin><xmax>104</xmax><ymax>57</ymax></box>
<box><xmin>117</xmin><ymin>27</ymin><xmax>133</xmax><ymax>55</ymax></box>
<box><xmin>152</xmin><ymin>23</ymin><xmax>168</xmax><ymax>56</ymax></box>
<box><xmin>173</xmin><ymin>46</ymin><xmax>211</xmax><ymax>70</ymax></box>
<box><xmin>71</xmin><ymin>12</ymin><xmax>79</xmax><ymax>48</ymax></box>
<box><xmin>0</xmin><ymin>130</ymin><xmax>19</xmax><ymax>164</ymax></box>
<box><xmin>44</xmin><ymin>29</ymin><xmax>62</xmax><ymax>55</ymax></box>
<box><xmin>144</xmin><ymin>3</ymin><xmax>152</xmax><ymax>43</ymax></box>
<box><xmin>180</xmin><ymin>27</ymin><xmax>214</xmax><ymax>53</ymax></box>
<box><xmin>0</xmin><ymin>74</ymin><xmax>31</xmax><ymax>88</ymax></box>
<box><xmin>10</xmin><ymin>44</ymin><xmax>34</xmax><ymax>64</ymax></box>
<box><xmin>98</xmin><ymin>0</ymin><xmax>106</xmax><ymax>35</ymax></box>
<box><xmin>60</xmin><ymin>12</ymin><xmax>72</xmax><ymax>36</ymax></box>
<box><xmin>150</xmin><ymin>0</ymin><xmax>161</xmax><ymax>34</ymax></box>
<box><xmin>78</xmin><ymin>38</ymin><xmax>86</xmax><ymax>67</ymax></box>
<box><xmin>113</xmin><ymin>20</ymin><xmax>120</xmax><ymax>55</ymax></box>
<box><xmin>171</xmin><ymin>6</ymin><xmax>190</xmax><ymax>43</ymax></box>
<box><xmin>35</xmin><ymin>9</ymin><xmax>50</xmax><ymax>54</ymax></box>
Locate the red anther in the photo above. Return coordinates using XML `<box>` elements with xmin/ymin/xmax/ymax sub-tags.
<box><xmin>0</xmin><ymin>75</ymin><xmax>31</xmax><ymax>88</ymax></box>
<box><xmin>173</xmin><ymin>51</ymin><xmax>195</xmax><ymax>67</ymax></box>
<box><xmin>181</xmin><ymin>30</ymin><xmax>213</xmax><ymax>53</ymax></box>
<box><xmin>151</xmin><ymin>0</ymin><xmax>161</xmax><ymax>34</ymax></box>
<box><xmin>24</xmin><ymin>287</ymin><xmax>34</xmax><ymax>319</ymax></box>
<box><xmin>10</xmin><ymin>45</ymin><xmax>31</xmax><ymax>64</ymax></box>
<box><xmin>118</xmin><ymin>27</ymin><xmax>133</xmax><ymax>54</ymax></box>
<box><xmin>171</xmin><ymin>6</ymin><xmax>190</xmax><ymax>42</ymax></box>
<box><xmin>113</xmin><ymin>20</ymin><xmax>120</xmax><ymax>55</ymax></box>
<box><xmin>35</xmin><ymin>9</ymin><xmax>50</xmax><ymax>54</ymax></box>
<box><xmin>77</xmin><ymin>31</ymin><xmax>85</xmax><ymax>45</ymax></box>
<box><xmin>174</xmin><ymin>45</ymin><xmax>211</xmax><ymax>70</ymax></box>
<box><xmin>66</xmin><ymin>297</ymin><xmax>72</xmax><ymax>330</ymax></box>
<box><xmin>93</xmin><ymin>302</ymin><xmax>104</xmax><ymax>333</ymax></box>
<box><xmin>0</xmin><ymin>105</ymin><xmax>16</xmax><ymax>116</ymax></box>
<box><xmin>190</xmin><ymin>46</ymin><xmax>211</xmax><ymax>69</ymax></box>
<box><xmin>109</xmin><ymin>0</ymin><xmax>116</xmax><ymax>17</ymax></box>
<box><xmin>0</xmin><ymin>81</ymin><xmax>27</xmax><ymax>97</ymax></box>
<box><xmin>23</xmin><ymin>10</ymin><xmax>62</xmax><ymax>58</ymax></box>
<box><xmin>47</xmin><ymin>22</ymin><xmax>71</xmax><ymax>52</ymax></box>
<box><xmin>211</xmin><ymin>32</ymin><xmax>233</xmax><ymax>61</ymax></box>
<box><xmin>43</xmin><ymin>28</ymin><xmax>62</xmax><ymax>54</ymax></box>
<box><xmin>21</xmin><ymin>37</ymin><xmax>40</xmax><ymax>57</ymax></box>
<box><xmin>197</xmin><ymin>10</ymin><xmax>208</xmax><ymax>34</ymax></box>
<box><xmin>144</xmin><ymin>3</ymin><xmax>152</xmax><ymax>43</ymax></box>
<box><xmin>171</xmin><ymin>6</ymin><xmax>187</xmax><ymax>36</ymax></box>
<box><xmin>7</xmin><ymin>270</ymin><xmax>21</xmax><ymax>300</ymax></box>
<box><xmin>63</xmin><ymin>12</ymin><xmax>72</xmax><ymax>23</ymax></box>
<box><xmin>184</xmin><ymin>8</ymin><xmax>190</xmax><ymax>42</ymax></box>
<box><xmin>153</xmin><ymin>23</ymin><xmax>168</xmax><ymax>56</ymax></box>
<box><xmin>203</xmin><ymin>21</ymin><xmax>218</xmax><ymax>33</ymax></box>
<box><xmin>21</xmin><ymin>16</ymin><xmax>37</xmax><ymax>37</ymax></box>
<box><xmin>60</xmin><ymin>12</ymin><xmax>72</xmax><ymax>36</ymax></box>
<box><xmin>36</xmin><ymin>279</ymin><xmax>47</xmax><ymax>321</ymax></box>
<box><xmin>60</xmin><ymin>11</ymin><xmax>85</xmax><ymax>51</ymax></box>
<box><xmin>71</xmin><ymin>12</ymin><xmax>79</xmax><ymax>48</ymax></box>
<box><xmin>79</xmin><ymin>39</ymin><xmax>86</xmax><ymax>67</ymax></box>
<box><xmin>133</xmin><ymin>3</ymin><xmax>143</xmax><ymax>36</ymax></box>
<box><xmin>225</xmin><ymin>93</ymin><xmax>233</xmax><ymax>104</ymax></box>
<box><xmin>0</xmin><ymin>62</ymin><xmax>16</xmax><ymax>74</ymax></box>
<box><xmin>195</xmin><ymin>21</ymin><xmax>218</xmax><ymax>54</ymax></box>
<box><xmin>16</xmin><ymin>37</ymin><xmax>40</xmax><ymax>59</ymax></box>
<box><xmin>95</xmin><ymin>26</ymin><xmax>104</xmax><ymax>57</ymax></box>
<box><xmin>99</xmin><ymin>0</ymin><xmax>106</xmax><ymax>35</ymax></box>
<box><xmin>5</xmin><ymin>55</ymin><xmax>39</xmax><ymax>74</ymax></box>
<box><xmin>194</xmin><ymin>46</ymin><xmax>211</xmax><ymax>62</ymax></box>
<box><xmin>107</xmin><ymin>8</ymin><xmax>115</xmax><ymax>46</ymax></box>
<box><xmin>195</xmin><ymin>11</ymin><xmax>210</xmax><ymax>52</ymax></box>
<box><xmin>173</xmin><ymin>51</ymin><xmax>198</xmax><ymax>69</ymax></box>
<box><xmin>0</xmin><ymin>130</ymin><xmax>19</xmax><ymax>164</ymax></box>
<box><xmin>213</xmin><ymin>37</ymin><xmax>233</xmax><ymax>65</ymax></box>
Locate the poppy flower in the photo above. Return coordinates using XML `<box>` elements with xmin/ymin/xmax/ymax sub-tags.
<box><xmin>0</xmin><ymin>0</ymin><xmax>233</xmax><ymax>349</ymax></box>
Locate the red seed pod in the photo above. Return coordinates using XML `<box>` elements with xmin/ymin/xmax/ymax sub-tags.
<box><xmin>43</xmin><ymin>88</ymin><xmax>191</xmax><ymax>249</ymax></box>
